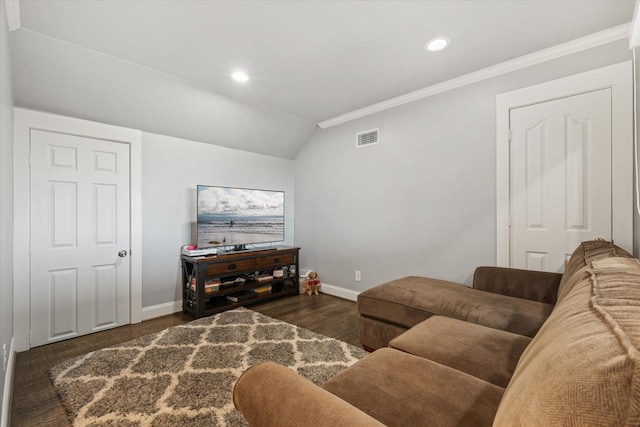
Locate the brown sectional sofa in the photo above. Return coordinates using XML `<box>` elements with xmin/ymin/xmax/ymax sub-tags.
<box><xmin>233</xmin><ymin>240</ymin><xmax>640</xmax><ymax>426</ymax></box>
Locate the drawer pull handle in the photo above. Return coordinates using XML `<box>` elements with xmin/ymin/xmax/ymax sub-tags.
<box><xmin>228</xmin><ymin>264</ymin><xmax>237</xmax><ymax>270</ymax></box>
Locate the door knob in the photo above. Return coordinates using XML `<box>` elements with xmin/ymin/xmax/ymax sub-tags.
<box><xmin>118</xmin><ymin>250</ymin><xmax>128</xmax><ymax>258</ymax></box>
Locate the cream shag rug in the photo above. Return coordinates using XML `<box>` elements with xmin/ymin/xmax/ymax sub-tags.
<box><xmin>50</xmin><ymin>307</ymin><xmax>367</xmax><ymax>426</ymax></box>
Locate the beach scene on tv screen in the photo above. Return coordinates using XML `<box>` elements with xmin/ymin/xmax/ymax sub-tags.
<box><xmin>197</xmin><ymin>186</ymin><xmax>284</xmax><ymax>248</ymax></box>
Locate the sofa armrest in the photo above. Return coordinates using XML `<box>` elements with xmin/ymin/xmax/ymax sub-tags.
<box><xmin>473</xmin><ymin>266</ymin><xmax>561</xmax><ymax>305</ymax></box>
<box><xmin>234</xmin><ymin>362</ymin><xmax>385</xmax><ymax>427</ymax></box>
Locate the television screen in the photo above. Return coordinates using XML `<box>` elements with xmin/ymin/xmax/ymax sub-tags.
<box><xmin>197</xmin><ymin>185</ymin><xmax>285</xmax><ymax>250</ymax></box>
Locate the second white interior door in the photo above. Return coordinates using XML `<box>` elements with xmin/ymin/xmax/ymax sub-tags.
<box><xmin>509</xmin><ymin>89</ymin><xmax>612</xmax><ymax>272</ymax></box>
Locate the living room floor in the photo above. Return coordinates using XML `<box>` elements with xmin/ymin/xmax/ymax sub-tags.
<box><xmin>10</xmin><ymin>293</ymin><xmax>359</xmax><ymax>426</ymax></box>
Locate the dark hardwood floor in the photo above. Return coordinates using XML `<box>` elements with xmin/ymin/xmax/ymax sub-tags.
<box><xmin>10</xmin><ymin>293</ymin><xmax>359</xmax><ymax>426</ymax></box>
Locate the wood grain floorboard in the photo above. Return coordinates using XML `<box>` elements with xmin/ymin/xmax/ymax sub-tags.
<box><xmin>10</xmin><ymin>293</ymin><xmax>359</xmax><ymax>426</ymax></box>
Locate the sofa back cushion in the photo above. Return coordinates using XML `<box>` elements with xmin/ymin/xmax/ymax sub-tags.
<box><xmin>493</xmin><ymin>256</ymin><xmax>640</xmax><ymax>426</ymax></box>
<box><xmin>557</xmin><ymin>239</ymin><xmax>633</xmax><ymax>303</ymax></box>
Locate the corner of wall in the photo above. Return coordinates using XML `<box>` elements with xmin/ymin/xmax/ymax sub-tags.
<box><xmin>0</xmin><ymin>0</ymin><xmax>15</xmax><ymax>423</ymax></box>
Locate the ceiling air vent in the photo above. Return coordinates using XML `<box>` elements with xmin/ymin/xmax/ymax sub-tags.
<box><xmin>356</xmin><ymin>128</ymin><xmax>379</xmax><ymax>148</ymax></box>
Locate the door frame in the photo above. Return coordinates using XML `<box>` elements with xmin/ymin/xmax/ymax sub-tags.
<box><xmin>13</xmin><ymin>108</ymin><xmax>143</xmax><ymax>351</ymax></box>
<box><xmin>496</xmin><ymin>61</ymin><xmax>633</xmax><ymax>267</ymax></box>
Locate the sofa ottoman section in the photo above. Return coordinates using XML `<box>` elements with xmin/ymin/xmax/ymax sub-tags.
<box><xmin>390</xmin><ymin>316</ymin><xmax>531</xmax><ymax>387</ymax></box>
<box><xmin>358</xmin><ymin>276</ymin><xmax>553</xmax><ymax>350</ymax></box>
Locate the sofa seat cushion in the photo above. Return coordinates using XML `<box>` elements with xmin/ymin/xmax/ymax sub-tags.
<box><xmin>321</xmin><ymin>348</ymin><xmax>504</xmax><ymax>427</ymax></box>
<box><xmin>494</xmin><ymin>257</ymin><xmax>640</xmax><ymax>426</ymax></box>
<box><xmin>390</xmin><ymin>316</ymin><xmax>531</xmax><ymax>387</ymax></box>
<box><xmin>358</xmin><ymin>276</ymin><xmax>553</xmax><ymax>337</ymax></box>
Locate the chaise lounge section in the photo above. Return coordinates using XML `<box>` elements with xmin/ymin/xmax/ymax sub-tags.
<box><xmin>357</xmin><ymin>268</ymin><xmax>560</xmax><ymax>351</ymax></box>
<box><xmin>233</xmin><ymin>239</ymin><xmax>640</xmax><ymax>426</ymax></box>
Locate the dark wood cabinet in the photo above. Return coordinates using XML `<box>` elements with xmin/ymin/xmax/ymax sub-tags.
<box><xmin>181</xmin><ymin>247</ymin><xmax>300</xmax><ymax>317</ymax></box>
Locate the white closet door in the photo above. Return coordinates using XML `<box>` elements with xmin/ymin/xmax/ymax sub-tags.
<box><xmin>30</xmin><ymin>130</ymin><xmax>131</xmax><ymax>347</ymax></box>
<box><xmin>509</xmin><ymin>89</ymin><xmax>612</xmax><ymax>272</ymax></box>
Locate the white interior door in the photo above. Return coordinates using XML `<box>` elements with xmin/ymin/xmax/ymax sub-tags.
<box><xmin>30</xmin><ymin>130</ymin><xmax>131</xmax><ymax>347</ymax></box>
<box><xmin>509</xmin><ymin>89</ymin><xmax>612</xmax><ymax>272</ymax></box>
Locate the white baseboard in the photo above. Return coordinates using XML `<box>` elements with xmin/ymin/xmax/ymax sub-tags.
<box><xmin>141</xmin><ymin>285</ymin><xmax>360</xmax><ymax>320</ymax></box>
<box><xmin>141</xmin><ymin>300</ymin><xmax>182</xmax><ymax>321</ymax></box>
<box><xmin>319</xmin><ymin>282</ymin><xmax>360</xmax><ymax>302</ymax></box>
<box><xmin>1</xmin><ymin>337</ymin><xmax>15</xmax><ymax>427</ymax></box>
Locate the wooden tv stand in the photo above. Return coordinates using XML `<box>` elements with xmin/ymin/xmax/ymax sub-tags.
<box><xmin>181</xmin><ymin>246</ymin><xmax>300</xmax><ymax>318</ymax></box>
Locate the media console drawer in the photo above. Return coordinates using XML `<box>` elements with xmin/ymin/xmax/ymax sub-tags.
<box><xmin>256</xmin><ymin>253</ymin><xmax>295</xmax><ymax>268</ymax></box>
<box><xmin>205</xmin><ymin>259</ymin><xmax>256</xmax><ymax>276</ymax></box>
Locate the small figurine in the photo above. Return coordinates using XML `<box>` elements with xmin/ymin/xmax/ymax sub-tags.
<box><xmin>306</xmin><ymin>271</ymin><xmax>320</xmax><ymax>296</ymax></box>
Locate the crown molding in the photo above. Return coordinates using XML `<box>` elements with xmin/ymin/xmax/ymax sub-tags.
<box><xmin>318</xmin><ymin>22</ymin><xmax>631</xmax><ymax>129</ymax></box>
<box><xmin>4</xmin><ymin>0</ymin><xmax>21</xmax><ymax>31</ymax></box>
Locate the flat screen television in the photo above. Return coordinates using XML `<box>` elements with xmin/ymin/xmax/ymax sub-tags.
<box><xmin>197</xmin><ymin>185</ymin><xmax>285</xmax><ymax>251</ymax></box>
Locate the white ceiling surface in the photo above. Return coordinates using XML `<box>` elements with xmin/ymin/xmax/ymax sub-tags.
<box><xmin>9</xmin><ymin>1</ymin><xmax>635</xmax><ymax>159</ymax></box>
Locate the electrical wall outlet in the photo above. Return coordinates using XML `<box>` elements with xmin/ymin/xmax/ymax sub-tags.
<box><xmin>355</xmin><ymin>270</ymin><xmax>361</xmax><ymax>282</ymax></box>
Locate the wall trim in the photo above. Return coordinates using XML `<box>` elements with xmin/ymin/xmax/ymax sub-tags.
<box><xmin>140</xmin><ymin>286</ymin><xmax>360</xmax><ymax>319</ymax></box>
<box><xmin>141</xmin><ymin>300</ymin><xmax>183</xmax><ymax>321</ymax></box>
<box><xmin>319</xmin><ymin>282</ymin><xmax>360</xmax><ymax>302</ymax></box>
<box><xmin>495</xmin><ymin>60</ymin><xmax>633</xmax><ymax>267</ymax></box>
<box><xmin>1</xmin><ymin>337</ymin><xmax>15</xmax><ymax>427</ymax></box>
<box><xmin>318</xmin><ymin>22</ymin><xmax>631</xmax><ymax>129</ymax></box>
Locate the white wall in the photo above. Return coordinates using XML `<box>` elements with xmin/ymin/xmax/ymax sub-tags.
<box><xmin>141</xmin><ymin>132</ymin><xmax>294</xmax><ymax>310</ymax></box>
<box><xmin>295</xmin><ymin>39</ymin><xmax>634</xmax><ymax>293</ymax></box>
<box><xmin>0</xmin><ymin>0</ymin><xmax>14</xmax><ymax>421</ymax></box>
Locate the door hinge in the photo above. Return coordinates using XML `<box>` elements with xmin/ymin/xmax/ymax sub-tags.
<box><xmin>508</xmin><ymin>129</ymin><xmax>512</xmax><ymax>142</ymax></box>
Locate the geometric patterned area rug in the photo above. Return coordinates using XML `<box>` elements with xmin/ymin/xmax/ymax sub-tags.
<box><xmin>50</xmin><ymin>307</ymin><xmax>368</xmax><ymax>426</ymax></box>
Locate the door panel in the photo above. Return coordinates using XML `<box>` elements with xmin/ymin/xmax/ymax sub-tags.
<box><xmin>49</xmin><ymin>268</ymin><xmax>78</xmax><ymax>338</ymax></box>
<box><xmin>509</xmin><ymin>89</ymin><xmax>612</xmax><ymax>273</ymax></box>
<box><xmin>30</xmin><ymin>130</ymin><xmax>130</xmax><ymax>347</ymax></box>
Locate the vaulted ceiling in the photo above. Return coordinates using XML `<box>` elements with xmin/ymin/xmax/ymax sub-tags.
<box><xmin>7</xmin><ymin>0</ymin><xmax>636</xmax><ymax>158</ymax></box>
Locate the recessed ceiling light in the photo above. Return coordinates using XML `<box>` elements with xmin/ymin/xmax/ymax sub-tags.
<box><xmin>231</xmin><ymin>71</ymin><xmax>250</xmax><ymax>82</ymax></box>
<box><xmin>425</xmin><ymin>37</ymin><xmax>450</xmax><ymax>52</ymax></box>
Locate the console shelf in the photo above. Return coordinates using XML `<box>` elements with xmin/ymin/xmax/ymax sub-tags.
<box><xmin>181</xmin><ymin>246</ymin><xmax>300</xmax><ymax>318</ymax></box>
